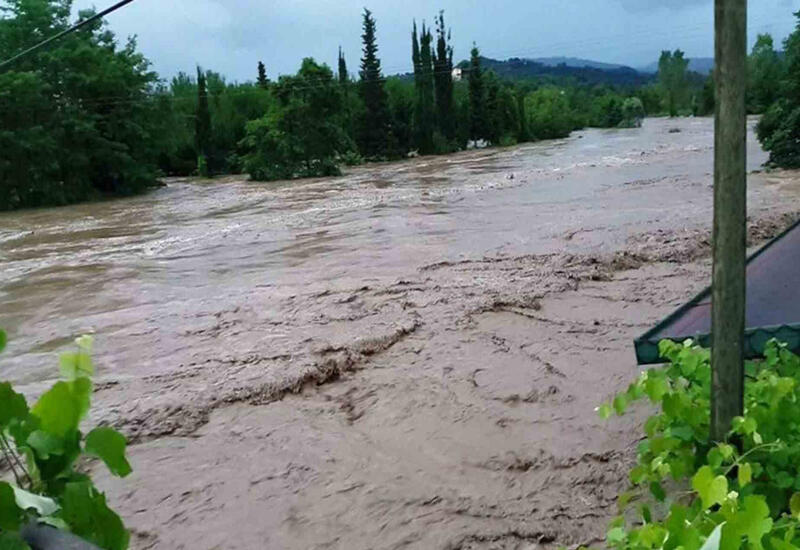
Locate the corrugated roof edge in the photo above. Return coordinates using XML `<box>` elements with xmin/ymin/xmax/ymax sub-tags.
<box><xmin>633</xmin><ymin>216</ymin><xmax>800</xmax><ymax>365</ymax></box>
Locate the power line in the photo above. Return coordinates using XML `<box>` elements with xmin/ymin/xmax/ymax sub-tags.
<box><xmin>0</xmin><ymin>0</ymin><xmax>138</xmax><ymax>71</ymax></box>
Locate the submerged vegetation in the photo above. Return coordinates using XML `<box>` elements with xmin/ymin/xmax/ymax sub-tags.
<box><xmin>597</xmin><ymin>339</ymin><xmax>800</xmax><ymax>550</ymax></box>
<box><xmin>0</xmin><ymin>0</ymin><xmax>797</xmax><ymax>209</ymax></box>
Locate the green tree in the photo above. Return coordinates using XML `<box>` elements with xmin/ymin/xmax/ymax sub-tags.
<box><xmin>412</xmin><ymin>21</ymin><xmax>435</xmax><ymax>154</ymax></box>
<box><xmin>242</xmin><ymin>58</ymin><xmax>350</xmax><ymax>180</ymax></box>
<box><xmin>747</xmin><ymin>33</ymin><xmax>784</xmax><ymax>114</ymax></box>
<box><xmin>525</xmin><ymin>87</ymin><xmax>573</xmax><ymax>140</ymax></box>
<box><xmin>757</xmin><ymin>12</ymin><xmax>800</xmax><ymax>168</ymax></box>
<box><xmin>621</xmin><ymin>97</ymin><xmax>645</xmax><ymax>128</ymax></box>
<box><xmin>257</xmin><ymin>61</ymin><xmax>269</xmax><ymax>89</ymax></box>
<box><xmin>468</xmin><ymin>44</ymin><xmax>488</xmax><ymax>142</ymax></box>
<box><xmin>338</xmin><ymin>46</ymin><xmax>348</xmax><ymax>84</ymax></box>
<box><xmin>358</xmin><ymin>8</ymin><xmax>392</xmax><ymax>158</ymax></box>
<box><xmin>386</xmin><ymin>78</ymin><xmax>415</xmax><ymax>154</ymax></box>
<box><xmin>516</xmin><ymin>91</ymin><xmax>529</xmax><ymax>142</ymax></box>
<box><xmin>658</xmin><ymin>49</ymin><xmax>690</xmax><ymax>117</ymax></box>
<box><xmin>195</xmin><ymin>66</ymin><xmax>212</xmax><ymax>176</ymax></box>
<box><xmin>0</xmin><ymin>0</ymin><xmax>162</xmax><ymax>210</ymax></box>
<box><xmin>432</xmin><ymin>11</ymin><xmax>455</xmax><ymax>141</ymax></box>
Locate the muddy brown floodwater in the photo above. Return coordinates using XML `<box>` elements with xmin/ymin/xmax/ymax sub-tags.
<box><xmin>2</xmin><ymin>117</ymin><xmax>800</xmax><ymax>549</ymax></box>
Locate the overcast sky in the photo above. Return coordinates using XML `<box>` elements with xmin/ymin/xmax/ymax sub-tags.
<box><xmin>72</xmin><ymin>0</ymin><xmax>799</xmax><ymax>82</ymax></box>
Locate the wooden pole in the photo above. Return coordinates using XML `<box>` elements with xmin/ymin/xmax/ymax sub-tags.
<box><xmin>711</xmin><ymin>0</ymin><xmax>747</xmax><ymax>442</ymax></box>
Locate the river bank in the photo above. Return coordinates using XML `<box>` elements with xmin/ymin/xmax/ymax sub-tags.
<box><xmin>2</xmin><ymin>117</ymin><xmax>800</xmax><ymax>549</ymax></box>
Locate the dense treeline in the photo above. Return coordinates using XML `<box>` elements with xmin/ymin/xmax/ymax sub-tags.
<box><xmin>0</xmin><ymin>0</ymin><xmax>165</xmax><ymax>209</ymax></box>
<box><xmin>755</xmin><ymin>13</ymin><xmax>800</xmax><ymax>168</ymax></box>
<box><xmin>1</xmin><ymin>0</ymin><xmax>797</xmax><ymax>210</ymax></box>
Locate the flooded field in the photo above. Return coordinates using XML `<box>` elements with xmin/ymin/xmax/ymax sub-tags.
<box><xmin>2</xmin><ymin>116</ymin><xmax>800</xmax><ymax>549</ymax></box>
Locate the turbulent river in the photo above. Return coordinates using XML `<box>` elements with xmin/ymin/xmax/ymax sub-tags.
<box><xmin>1</xmin><ymin>117</ymin><xmax>797</xmax><ymax>550</ymax></box>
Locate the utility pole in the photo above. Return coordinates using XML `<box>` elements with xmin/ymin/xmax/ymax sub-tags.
<box><xmin>711</xmin><ymin>0</ymin><xmax>747</xmax><ymax>442</ymax></box>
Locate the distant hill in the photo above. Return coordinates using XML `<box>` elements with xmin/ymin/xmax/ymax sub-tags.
<box><xmin>532</xmin><ymin>57</ymin><xmax>631</xmax><ymax>71</ymax></box>
<box><xmin>454</xmin><ymin>56</ymin><xmax>653</xmax><ymax>87</ymax></box>
<box><xmin>638</xmin><ymin>57</ymin><xmax>715</xmax><ymax>75</ymax></box>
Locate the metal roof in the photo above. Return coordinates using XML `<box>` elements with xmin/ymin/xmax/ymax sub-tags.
<box><xmin>635</xmin><ymin>218</ymin><xmax>800</xmax><ymax>364</ymax></box>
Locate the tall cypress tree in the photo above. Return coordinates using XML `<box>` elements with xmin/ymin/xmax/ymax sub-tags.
<box><xmin>358</xmin><ymin>8</ymin><xmax>392</xmax><ymax>158</ymax></box>
<box><xmin>432</xmin><ymin>11</ymin><xmax>455</xmax><ymax>141</ymax></box>
<box><xmin>257</xmin><ymin>61</ymin><xmax>268</xmax><ymax>89</ymax></box>
<box><xmin>339</xmin><ymin>46</ymin><xmax>355</xmax><ymax>143</ymax></box>
<box><xmin>468</xmin><ymin>44</ymin><xmax>487</xmax><ymax>142</ymax></box>
<box><xmin>338</xmin><ymin>46</ymin><xmax>348</xmax><ymax>84</ymax></box>
<box><xmin>414</xmin><ymin>22</ymin><xmax>435</xmax><ymax>154</ymax></box>
<box><xmin>195</xmin><ymin>66</ymin><xmax>211</xmax><ymax>174</ymax></box>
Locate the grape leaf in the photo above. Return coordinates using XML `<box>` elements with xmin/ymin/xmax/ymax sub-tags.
<box><xmin>790</xmin><ymin>493</ymin><xmax>800</xmax><ymax>518</ymax></box>
<box><xmin>693</xmin><ymin>466</ymin><xmax>728</xmax><ymax>510</ymax></box>
<box><xmin>731</xmin><ymin>496</ymin><xmax>772</xmax><ymax>550</ymax></box>
<box><xmin>613</xmin><ymin>394</ymin><xmax>628</xmax><ymax>415</ymax></box>
<box><xmin>738</xmin><ymin>463</ymin><xmax>752</xmax><ymax>488</ymax></box>
<box><xmin>645</xmin><ymin>376</ymin><xmax>669</xmax><ymax>402</ymax></box>
<box><xmin>607</xmin><ymin>527</ymin><xmax>626</xmax><ymax>545</ymax></box>
<box><xmin>596</xmin><ymin>403</ymin><xmax>612</xmax><ymax>420</ymax></box>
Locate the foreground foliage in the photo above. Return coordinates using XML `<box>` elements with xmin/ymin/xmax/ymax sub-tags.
<box><xmin>0</xmin><ymin>330</ymin><xmax>132</xmax><ymax>550</ymax></box>
<box><xmin>596</xmin><ymin>339</ymin><xmax>800</xmax><ymax>550</ymax></box>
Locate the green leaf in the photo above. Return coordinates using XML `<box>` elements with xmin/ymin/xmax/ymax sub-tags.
<box><xmin>718</xmin><ymin>444</ymin><xmax>735</xmax><ymax>461</ymax></box>
<box><xmin>775</xmin><ymin>470</ymin><xmax>795</xmax><ymax>489</ymax></box>
<box><xmin>0</xmin><ymin>382</ymin><xmax>28</xmax><ymax>429</ymax></box>
<box><xmin>707</xmin><ymin>448</ymin><xmax>724</xmax><ymax>469</ymax></box>
<box><xmin>790</xmin><ymin>493</ymin><xmax>800</xmax><ymax>518</ymax></box>
<box><xmin>630</xmin><ymin>465</ymin><xmax>647</xmax><ymax>484</ymax></box>
<box><xmin>731</xmin><ymin>495</ymin><xmax>772</xmax><ymax>550</ymax></box>
<box><xmin>85</xmin><ymin>427</ymin><xmax>132</xmax><ymax>478</ymax></box>
<box><xmin>771</xmin><ymin>538</ymin><xmax>800</xmax><ymax>550</ymax></box>
<box><xmin>607</xmin><ymin>527</ymin><xmax>626</xmax><ymax>545</ymax></box>
<box><xmin>738</xmin><ymin>463</ymin><xmax>752</xmax><ymax>488</ymax></box>
<box><xmin>596</xmin><ymin>403</ymin><xmax>612</xmax><ymax>420</ymax></box>
<box><xmin>12</xmin><ymin>485</ymin><xmax>58</xmax><ymax>516</ymax></box>
<box><xmin>59</xmin><ymin>481</ymin><xmax>129</xmax><ymax>550</ymax></box>
<box><xmin>31</xmin><ymin>378</ymin><xmax>91</xmax><ymax>439</ymax></box>
<box><xmin>645</xmin><ymin>375</ymin><xmax>669</xmax><ymax>402</ymax></box>
<box><xmin>0</xmin><ymin>329</ymin><xmax>6</xmax><ymax>353</ymax></box>
<box><xmin>693</xmin><ymin>466</ymin><xmax>728</xmax><ymax>510</ymax></box>
<box><xmin>59</xmin><ymin>351</ymin><xmax>93</xmax><ymax>380</ymax></box>
<box><xmin>0</xmin><ymin>482</ymin><xmax>22</xmax><ymax>531</ymax></box>
<box><xmin>0</xmin><ymin>532</ymin><xmax>31</xmax><ymax>550</ymax></box>
<box><xmin>700</xmin><ymin>523</ymin><xmax>724</xmax><ymax>550</ymax></box>
<box><xmin>670</xmin><ymin>425</ymin><xmax>695</xmax><ymax>441</ymax></box>
<box><xmin>613</xmin><ymin>394</ymin><xmax>628</xmax><ymax>415</ymax></box>
<box><xmin>26</xmin><ymin>430</ymin><xmax>64</xmax><ymax>460</ymax></box>
<box><xmin>617</xmin><ymin>491</ymin><xmax>635</xmax><ymax>512</ymax></box>
<box><xmin>650</xmin><ymin>481</ymin><xmax>666</xmax><ymax>502</ymax></box>
<box><xmin>640</xmin><ymin>504</ymin><xmax>652</xmax><ymax>523</ymax></box>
